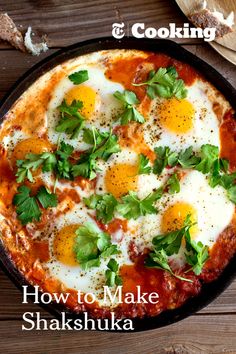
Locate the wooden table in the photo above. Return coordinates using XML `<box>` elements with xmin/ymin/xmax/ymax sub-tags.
<box><xmin>0</xmin><ymin>1</ymin><xmax>236</xmax><ymax>353</ymax></box>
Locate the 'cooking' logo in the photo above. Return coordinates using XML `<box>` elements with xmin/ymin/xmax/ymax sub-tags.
<box><xmin>112</xmin><ymin>22</ymin><xmax>216</xmax><ymax>42</ymax></box>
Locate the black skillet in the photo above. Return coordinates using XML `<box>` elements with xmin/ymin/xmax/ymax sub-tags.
<box><xmin>0</xmin><ymin>37</ymin><xmax>236</xmax><ymax>332</ymax></box>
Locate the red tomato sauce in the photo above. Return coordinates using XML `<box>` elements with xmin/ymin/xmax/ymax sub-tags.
<box><xmin>220</xmin><ymin>109</ymin><xmax>236</xmax><ymax>171</ymax></box>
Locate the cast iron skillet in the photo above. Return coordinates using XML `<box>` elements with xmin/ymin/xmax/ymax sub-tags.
<box><xmin>0</xmin><ymin>37</ymin><xmax>236</xmax><ymax>332</ymax></box>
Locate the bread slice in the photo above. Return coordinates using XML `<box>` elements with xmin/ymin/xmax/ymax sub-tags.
<box><xmin>189</xmin><ymin>9</ymin><xmax>233</xmax><ymax>38</ymax></box>
<box><xmin>0</xmin><ymin>13</ymin><xmax>26</xmax><ymax>51</ymax></box>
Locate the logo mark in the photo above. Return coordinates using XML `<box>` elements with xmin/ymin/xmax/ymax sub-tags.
<box><xmin>112</xmin><ymin>23</ymin><xmax>125</xmax><ymax>39</ymax></box>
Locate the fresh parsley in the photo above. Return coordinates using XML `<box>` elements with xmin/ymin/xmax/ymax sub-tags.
<box><xmin>166</xmin><ymin>172</ymin><xmax>180</xmax><ymax>194</ymax></box>
<box><xmin>56</xmin><ymin>99</ymin><xmax>85</xmax><ymax>139</ymax></box>
<box><xmin>113</xmin><ymin>90</ymin><xmax>145</xmax><ymax>125</ymax></box>
<box><xmin>145</xmin><ymin>249</ymin><xmax>191</xmax><ymax>282</ymax></box>
<box><xmin>195</xmin><ymin>144</ymin><xmax>219</xmax><ymax>174</ymax></box>
<box><xmin>133</xmin><ymin>66</ymin><xmax>187</xmax><ymax>100</ymax></box>
<box><xmin>68</xmin><ymin>70</ymin><xmax>89</xmax><ymax>85</ymax></box>
<box><xmin>105</xmin><ymin>258</ymin><xmax>122</xmax><ymax>287</ymax></box>
<box><xmin>151</xmin><ymin>215</ymin><xmax>194</xmax><ymax>256</ymax></box>
<box><xmin>13</xmin><ymin>185</ymin><xmax>58</xmax><ymax>225</ymax></box>
<box><xmin>153</xmin><ymin>146</ymin><xmax>177</xmax><ymax>175</ymax></box>
<box><xmin>83</xmin><ymin>193</ymin><xmax>118</xmax><ymax>224</ymax></box>
<box><xmin>116</xmin><ymin>188</ymin><xmax>163</xmax><ymax>220</ymax></box>
<box><xmin>227</xmin><ymin>185</ymin><xmax>236</xmax><ymax>204</ymax></box>
<box><xmin>55</xmin><ymin>142</ymin><xmax>74</xmax><ymax>180</ymax></box>
<box><xmin>146</xmin><ymin>215</ymin><xmax>209</xmax><ymax>278</ymax></box>
<box><xmin>15</xmin><ymin>142</ymin><xmax>74</xmax><ymax>183</ymax></box>
<box><xmin>73</xmin><ymin>130</ymin><xmax>120</xmax><ymax>180</ymax></box>
<box><xmin>138</xmin><ymin>154</ymin><xmax>152</xmax><ymax>175</ymax></box>
<box><xmin>152</xmin><ymin>144</ymin><xmax>236</xmax><ymax>204</ymax></box>
<box><xmin>74</xmin><ymin>222</ymin><xmax>119</xmax><ymax>270</ymax></box>
<box><xmin>185</xmin><ymin>231</ymin><xmax>209</xmax><ymax>275</ymax></box>
<box><xmin>16</xmin><ymin>152</ymin><xmax>57</xmax><ymax>183</ymax></box>
<box><xmin>178</xmin><ymin>146</ymin><xmax>200</xmax><ymax>169</ymax></box>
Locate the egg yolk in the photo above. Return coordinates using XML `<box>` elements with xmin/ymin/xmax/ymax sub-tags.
<box><xmin>11</xmin><ymin>138</ymin><xmax>52</xmax><ymax>165</ymax></box>
<box><xmin>161</xmin><ymin>202</ymin><xmax>198</xmax><ymax>237</ymax></box>
<box><xmin>64</xmin><ymin>85</ymin><xmax>98</xmax><ymax>119</ymax></box>
<box><xmin>53</xmin><ymin>224</ymin><xmax>79</xmax><ymax>266</ymax></box>
<box><xmin>158</xmin><ymin>98</ymin><xmax>195</xmax><ymax>134</ymax></box>
<box><xmin>105</xmin><ymin>163</ymin><xmax>138</xmax><ymax>198</ymax></box>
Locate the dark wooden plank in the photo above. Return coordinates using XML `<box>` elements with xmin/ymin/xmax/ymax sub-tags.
<box><xmin>0</xmin><ymin>314</ymin><xmax>235</xmax><ymax>353</ymax></box>
<box><xmin>0</xmin><ymin>49</ymin><xmax>57</xmax><ymax>101</ymax></box>
<box><xmin>0</xmin><ymin>0</ymin><xmax>202</xmax><ymax>48</ymax></box>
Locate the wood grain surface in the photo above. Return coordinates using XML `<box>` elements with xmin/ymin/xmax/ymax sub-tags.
<box><xmin>0</xmin><ymin>1</ymin><xmax>236</xmax><ymax>353</ymax></box>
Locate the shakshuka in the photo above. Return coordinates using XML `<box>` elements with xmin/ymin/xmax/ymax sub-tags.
<box><xmin>0</xmin><ymin>49</ymin><xmax>236</xmax><ymax>319</ymax></box>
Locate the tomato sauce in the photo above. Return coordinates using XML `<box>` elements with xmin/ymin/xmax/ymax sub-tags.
<box><xmin>220</xmin><ymin>109</ymin><xmax>236</xmax><ymax>171</ymax></box>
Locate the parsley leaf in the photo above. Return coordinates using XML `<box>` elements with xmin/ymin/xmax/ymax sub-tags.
<box><xmin>74</xmin><ymin>222</ymin><xmax>119</xmax><ymax>270</ymax></box>
<box><xmin>195</xmin><ymin>144</ymin><xmax>219</xmax><ymax>174</ymax></box>
<box><xmin>73</xmin><ymin>130</ymin><xmax>120</xmax><ymax>180</ymax></box>
<box><xmin>166</xmin><ymin>172</ymin><xmax>180</xmax><ymax>194</ymax></box>
<box><xmin>68</xmin><ymin>70</ymin><xmax>89</xmax><ymax>85</ymax></box>
<box><xmin>105</xmin><ymin>258</ymin><xmax>122</xmax><ymax>287</ymax></box>
<box><xmin>178</xmin><ymin>147</ymin><xmax>200</xmax><ymax>169</ymax></box>
<box><xmin>36</xmin><ymin>186</ymin><xmax>58</xmax><ymax>209</ymax></box>
<box><xmin>56</xmin><ymin>99</ymin><xmax>85</xmax><ymax>139</ymax></box>
<box><xmin>145</xmin><ymin>249</ymin><xmax>191</xmax><ymax>282</ymax></box>
<box><xmin>83</xmin><ymin>127</ymin><xmax>108</xmax><ymax>146</ymax></box>
<box><xmin>151</xmin><ymin>215</ymin><xmax>194</xmax><ymax>256</ymax></box>
<box><xmin>153</xmin><ymin>146</ymin><xmax>177</xmax><ymax>175</ymax></box>
<box><xmin>13</xmin><ymin>185</ymin><xmax>58</xmax><ymax>225</ymax></box>
<box><xmin>55</xmin><ymin>142</ymin><xmax>74</xmax><ymax>180</ymax></box>
<box><xmin>138</xmin><ymin>154</ymin><xmax>152</xmax><ymax>175</ymax></box>
<box><xmin>113</xmin><ymin>90</ymin><xmax>145</xmax><ymax>125</ymax></box>
<box><xmin>116</xmin><ymin>188</ymin><xmax>163</xmax><ymax>220</ymax></box>
<box><xmin>15</xmin><ymin>142</ymin><xmax>74</xmax><ymax>183</ymax></box>
<box><xmin>228</xmin><ymin>185</ymin><xmax>236</xmax><ymax>204</ymax></box>
<box><xmin>185</xmin><ymin>231</ymin><xmax>209</xmax><ymax>275</ymax></box>
<box><xmin>133</xmin><ymin>67</ymin><xmax>188</xmax><ymax>100</ymax></box>
<box><xmin>16</xmin><ymin>152</ymin><xmax>57</xmax><ymax>183</ymax></box>
<box><xmin>13</xmin><ymin>186</ymin><xmax>41</xmax><ymax>225</ymax></box>
<box><xmin>84</xmin><ymin>193</ymin><xmax>118</xmax><ymax>224</ymax></box>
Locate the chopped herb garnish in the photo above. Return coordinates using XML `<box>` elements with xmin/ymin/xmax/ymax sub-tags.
<box><xmin>36</xmin><ymin>186</ymin><xmax>58</xmax><ymax>209</ymax></box>
<box><xmin>151</xmin><ymin>214</ymin><xmax>194</xmax><ymax>256</ymax></box>
<box><xmin>113</xmin><ymin>90</ymin><xmax>145</xmax><ymax>125</ymax></box>
<box><xmin>56</xmin><ymin>99</ymin><xmax>85</xmax><ymax>139</ymax></box>
<box><xmin>116</xmin><ymin>188</ymin><xmax>163</xmax><ymax>220</ymax></box>
<box><xmin>83</xmin><ymin>193</ymin><xmax>118</xmax><ymax>224</ymax></box>
<box><xmin>74</xmin><ymin>222</ymin><xmax>119</xmax><ymax>270</ymax></box>
<box><xmin>13</xmin><ymin>185</ymin><xmax>58</xmax><ymax>225</ymax></box>
<box><xmin>185</xmin><ymin>230</ymin><xmax>209</xmax><ymax>275</ymax></box>
<box><xmin>145</xmin><ymin>215</ymin><xmax>209</xmax><ymax>279</ymax></box>
<box><xmin>73</xmin><ymin>130</ymin><xmax>120</xmax><ymax>180</ymax></box>
<box><xmin>15</xmin><ymin>142</ymin><xmax>74</xmax><ymax>183</ymax></box>
<box><xmin>153</xmin><ymin>146</ymin><xmax>177</xmax><ymax>175</ymax></box>
<box><xmin>166</xmin><ymin>172</ymin><xmax>180</xmax><ymax>194</ymax></box>
<box><xmin>16</xmin><ymin>152</ymin><xmax>56</xmax><ymax>183</ymax></box>
<box><xmin>68</xmin><ymin>70</ymin><xmax>89</xmax><ymax>85</ymax></box>
<box><xmin>145</xmin><ymin>249</ymin><xmax>191</xmax><ymax>282</ymax></box>
<box><xmin>195</xmin><ymin>144</ymin><xmax>219</xmax><ymax>174</ymax></box>
<box><xmin>138</xmin><ymin>154</ymin><xmax>152</xmax><ymax>175</ymax></box>
<box><xmin>133</xmin><ymin>66</ymin><xmax>187</xmax><ymax>100</ymax></box>
<box><xmin>105</xmin><ymin>258</ymin><xmax>122</xmax><ymax>287</ymax></box>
